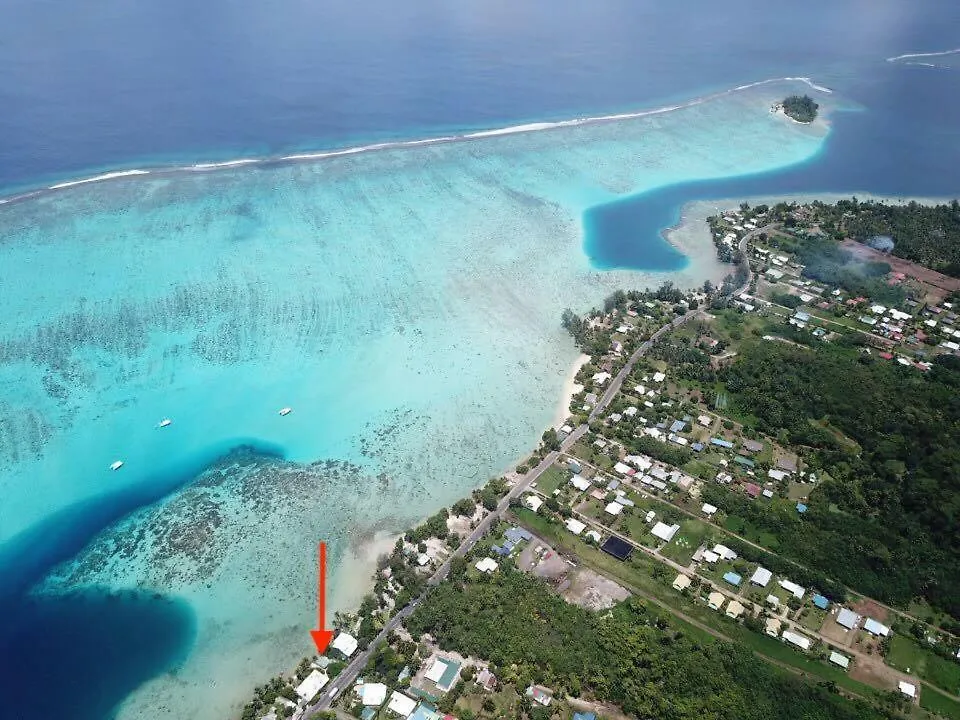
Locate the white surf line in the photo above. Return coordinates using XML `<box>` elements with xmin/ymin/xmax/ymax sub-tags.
<box><xmin>188</xmin><ymin>158</ymin><xmax>260</xmax><ymax>170</ymax></box>
<box><xmin>48</xmin><ymin>169</ymin><xmax>151</xmax><ymax>190</ymax></box>
<box><xmin>0</xmin><ymin>75</ymin><xmax>832</xmax><ymax>204</ymax></box>
<box><xmin>886</xmin><ymin>48</ymin><xmax>960</xmax><ymax>62</ymax></box>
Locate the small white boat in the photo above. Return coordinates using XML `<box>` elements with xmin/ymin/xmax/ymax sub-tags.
<box><xmin>278</xmin><ymin>407</ymin><xmax>293</xmax><ymax>416</ymax></box>
<box><xmin>110</xmin><ymin>460</ymin><xmax>124</xmax><ymax>471</ymax></box>
<box><xmin>159</xmin><ymin>418</ymin><xmax>172</xmax><ymax>428</ymax></box>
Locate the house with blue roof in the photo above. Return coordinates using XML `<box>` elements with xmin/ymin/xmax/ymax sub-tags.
<box><xmin>669</xmin><ymin>419</ymin><xmax>686</xmax><ymax>433</ymax></box>
<box><xmin>573</xmin><ymin>713</ymin><xmax>597</xmax><ymax>720</ymax></box>
<box><xmin>691</xmin><ymin>442</ymin><xmax>705</xmax><ymax>452</ymax></box>
<box><xmin>796</xmin><ymin>502</ymin><xmax>808</xmax><ymax>513</ymax></box>
<box><xmin>812</xmin><ymin>594</ymin><xmax>830</xmax><ymax>610</ymax></box>
<box><xmin>723</xmin><ymin>571</ymin><xmax>742</xmax><ymax>587</ymax></box>
<box><xmin>710</xmin><ymin>438</ymin><xmax>734</xmax><ymax>449</ymax></box>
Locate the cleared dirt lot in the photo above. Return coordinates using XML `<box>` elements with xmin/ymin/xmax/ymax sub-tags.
<box><xmin>520</xmin><ymin>533</ymin><xmax>630</xmax><ymax>611</ymax></box>
<box><xmin>841</xmin><ymin>240</ymin><xmax>960</xmax><ymax>299</ymax></box>
<box><xmin>849</xmin><ymin>650</ymin><xmax>915</xmax><ymax>694</ymax></box>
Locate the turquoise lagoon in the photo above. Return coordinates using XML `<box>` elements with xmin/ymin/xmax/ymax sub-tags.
<box><xmin>0</xmin><ymin>80</ymin><xmax>828</xmax><ymax>719</ymax></box>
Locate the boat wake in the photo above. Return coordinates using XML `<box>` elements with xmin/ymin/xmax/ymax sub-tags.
<box><xmin>0</xmin><ymin>76</ymin><xmax>833</xmax><ymax>206</ymax></box>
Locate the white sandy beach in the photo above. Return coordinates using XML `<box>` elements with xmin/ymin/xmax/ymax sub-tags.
<box><xmin>554</xmin><ymin>353</ymin><xmax>590</xmax><ymax>429</ymax></box>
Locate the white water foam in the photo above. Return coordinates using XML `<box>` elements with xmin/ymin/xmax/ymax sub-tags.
<box><xmin>887</xmin><ymin>47</ymin><xmax>960</xmax><ymax>62</ymax></box>
<box><xmin>2</xmin><ymin>76</ymin><xmax>832</xmax><ymax>204</ymax></box>
<box><xmin>47</xmin><ymin>169</ymin><xmax>151</xmax><ymax>190</ymax></box>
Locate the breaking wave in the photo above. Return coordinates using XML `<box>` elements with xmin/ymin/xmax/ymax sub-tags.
<box><xmin>0</xmin><ymin>76</ymin><xmax>833</xmax><ymax>206</ymax></box>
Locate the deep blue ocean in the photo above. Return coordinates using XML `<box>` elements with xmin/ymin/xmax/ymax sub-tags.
<box><xmin>1</xmin><ymin>0</ymin><xmax>959</xmax><ymax>717</ymax></box>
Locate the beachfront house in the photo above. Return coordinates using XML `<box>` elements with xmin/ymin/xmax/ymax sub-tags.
<box><xmin>295</xmin><ymin>670</ymin><xmax>329</xmax><ymax>703</ymax></box>
<box><xmin>331</xmin><ymin>631</ymin><xmax>359</xmax><ymax>658</ymax></box>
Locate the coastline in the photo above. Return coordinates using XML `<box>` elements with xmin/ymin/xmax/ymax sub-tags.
<box><xmin>664</xmin><ymin>192</ymin><xmax>959</xmax><ymax>253</ymax></box>
<box><xmin>329</xmin><ymin>530</ymin><xmax>402</xmax><ymax>616</ymax></box>
<box><xmin>0</xmin><ymin>76</ymin><xmax>832</xmax><ymax>206</ymax></box>
<box><xmin>554</xmin><ymin>354</ymin><xmax>590</xmax><ymax>429</ymax></box>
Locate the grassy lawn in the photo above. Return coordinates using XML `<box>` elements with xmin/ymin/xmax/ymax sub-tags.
<box><xmin>535</xmin><ymin>464</ymin><xmax>569</xmax><ymax>495</ymax></box>
<box><xmin>722</xmin><ymin>514</ymin><xmax>781</xmax><ymax>550</ymax></box>
<box><xmin>796</xmin><ymin>606</ymin><xmax>828</xmax><ymax>633</ymax></box>
<box><xmin>919</xmin><ymin>684</ymin><xmax>960</xmax><ymax>719</ymax></box>
<box><xmin>661</xmin><ymin>518</ymin><xmax>710</xmax><ymax>565</ymax></box>
<box><xmin>886</xmin><ymin>635</ymin><xmax>960</xmax><ymax>695</ymax></box>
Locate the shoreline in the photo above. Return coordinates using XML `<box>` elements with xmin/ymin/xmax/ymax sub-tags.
<box><xmin>329</xmin><ymin>530</ymin><xmax>402</xmax><ymax>616</ymax></box>
<box><xmin>554</xmin><ymin>353</ymin><xmax>590</xmax><ymax>430</ymax></box>
<box><xmin>0</xmin><ymin>76</ymin><xmax>832</xmax><ymax>206</ymax></box>
<box><xmin>663</xmin><ymin>192</ymin><xmax>959</xmax><ymax>250</ymax></box>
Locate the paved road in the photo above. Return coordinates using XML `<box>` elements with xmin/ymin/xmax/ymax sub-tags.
<box><xmin>309</xmin><ymin>427</ymin><xmax>587</xmax><ymax>713</ymax></box>
<box><xmin>308</xmin><ymin>256</ymin><xmax>765</xmax><ymax>715</ymax></box>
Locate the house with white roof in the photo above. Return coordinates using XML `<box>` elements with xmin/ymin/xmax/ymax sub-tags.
<box><xmin>782</xmin><ymin>630</ymin><xmax>812</xmax><ymax>651</ymax></box>
<box><xmin>524</xmin><ymin>495</ymin><xmax>543</xmax><ymax>512</ymax></box>
<box><xmin>898</xmin><ymin>681</ymin><xmax>917</xmax><ymax>699</ymax></box>
<box><xmin>713</xmin><ymin>544</ymin><xmax>737</xmax><ymax>561</ymax></box>
<box><xmin>829</xmin><ymin>652</ymin><xmax>850</xmax><ymax>669</ymax></box>
<box><xmin>570</xmin><ymin>475</ymin><xmax>591</xmax><ymax>491</ymax></box>
<box><xmin>387</xmin><ymin>691</ymin><xmax>418</xmax><ymax>717</ymax></box>
<box><xmin>778</xmin><ymin>579</ymin><xmax>805</xmax><ymax>599</ymax></box>
<box><xmin>652</xmin><ymin>371</ymin><xmax>666</xmax><ymax>382</ymax></box>
<box><xmin>331</xmin><ymin>631</ymin><xmax>359</xmax><ymax>658</ymax></box>
<box><xmin>295</xmin><ymin>670</ymin><xmax>329</xmax><ymax>703</ymax></box>
<box><xmin>863</xmin><ymin>618</ymin><xmax>890</xmax><ymax>637</ymax></box>
<box><xmin>614</xmin><ymin>461</ymin><xmax>635</xmax><ymax>476</ymax></box>
<box><xmin>836</xmin><ymin>608</ymin><xmax>861</xmax><ymax>630</ymax></box>
<box><xmin>565</xmin><ymin>518</ymin><xmax>586</xmax><ymax>535</ymax></box>
<box><xmin>357</xmin><ymin>682</ymin><xmax>388</xmax><ymax>706</ymax></box>
<box><xmin>475</xmin><ymin>557</ymin><xmax>499</xmax><ymax>574</ymax></box>
<box><xmin>593</xmin><ymin>371</ymin><xmax>612</xmax><ymax>385</ymax></box>
<box><xmin>749</xmin><ymin>567</ymin><xmax>772</xmax><ymax>587</ymax></box>
<box><xmin>651</xmin><ymin>522</ymin><xmax>680</xmax><ymax>542</ymax></box>
<box><xmin>701</xmin><ymin>503</ymin><xmax>718</xmax><ymax>517</ymax></box>
<box><xmin>605</xmin><ymin>501</ymin><xmax>624</xmax><ymax>516</ymax></box>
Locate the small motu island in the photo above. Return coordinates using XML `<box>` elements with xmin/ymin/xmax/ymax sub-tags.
<box><xmin>774</xmin><ymin>94</ymin><xmax>819</xmax><ymax>123</ymax></box>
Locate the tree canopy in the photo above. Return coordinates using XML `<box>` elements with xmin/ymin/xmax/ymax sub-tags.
<box><xmin>408</xmin><ymin>570</ymin><xmax>888</xmax><ymax>720</ymax></box>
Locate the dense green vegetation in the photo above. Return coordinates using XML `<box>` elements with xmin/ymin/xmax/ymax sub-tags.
<box><xmin>764</xmin><ymin>229</ymin><xmax>904</xmax><ymax>304</ymax></box>
<box><xmin>840</xmin><ymin>199</ymin><xmax>960</xmax><ymax>277</ymax></box>
<box><xmin>720</xmin><ymin>338</ymin><xmax>960</xmax><ymax>621</ymax></box>
<box><xmin>409</xmin><ymin>569</ymin><xmax>889</xmax><ymax>720</ymax></box>
<box><xmin>767</xmin><ymin>198</ymin><xmax>960</xmax><ymax>278</ymax></box>
<box><xmin>781</xmin><ymin>95</ymin><xmax>819</xmax><ymax>123</ymax></box>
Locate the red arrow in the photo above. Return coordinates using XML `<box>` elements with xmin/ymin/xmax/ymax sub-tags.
<box><xmin>309</xmin><ymin>541</ymin><xmax>335</xmax><ymax>654</ymax></box>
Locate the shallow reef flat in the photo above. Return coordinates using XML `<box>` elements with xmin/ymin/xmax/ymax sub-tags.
<box><xmin>0</xmin><ymin>79</ymin><xmax>829</xmax><ymax>719</ymax></box>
